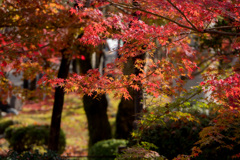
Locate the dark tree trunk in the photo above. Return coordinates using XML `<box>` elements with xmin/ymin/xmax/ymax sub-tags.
<box><xmin>23</xmin><ymin>79</ymin><xmax>29</xmax><ymax>98</ymax></box>
<box><xmin>48</xmin><ymin>52</ymin><xmax>71</xmax><ymax>152</ymax></box>
<box><xmin>83</xmin><ymin>94</ymin><xmax>112</xmax><ymax>147</ymax></box>
<box><xmin>116</xmin><ymin>54</ymin><xmax>145</xmax><ymax>139</ymax></box>
<box><xmin>79</xmin><ymin>45</ymin><xmax>112</xmax><ymax>147</ymax></box>
<box><xmin>23</xmin><ymin>79</ymin><xmax>29</xmax><ymax>89</ymax></box>
<box><xmin>28</xmin><ymin>78</ymin><xmax>37</xmax><ymax>100</ymax></box>
<box><xmin>30</xmin><ymin>78</ymin><xmax>36</xmax><ymax>91</ymax></box>
<box><xmin>133</xmin><ymin>55</ymin><xmax>144</xmax><ymax>121</ymax></box>
<box><xmin>76</xmin><ymin>0</ymin><xmax>111</xmax><ymax>145</ymax></box>
<box><xmin>72</xmin><ymin>58</ymin><xmax>80</xmax><ymax>74</ymax></box>
<box><xmin>23</xmin><ymin>77</ymin><xmax>37</xmax><ymax>99</ymax></box>
<box><xmin>116</xmin><ymin>88</ymin><xmax>135</xmax><ymax>139</ymax></box>
<box><xmin>116</xmin><ymin>0</ymin><xmax>144</xmax><ymax>138</ymax></box>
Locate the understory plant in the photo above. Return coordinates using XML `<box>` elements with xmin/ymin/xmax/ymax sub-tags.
<box><xmin>4</xmin><ymin>124</ymin><xmax>66</xmax><ymax>154</ymax></box>
<box><xmin>0</xmin><ymin>150</ymin><xmax>65</xmax><ymax>160</ymax></box>
<box><xmin>130</xmin><ymin>88</ymin><xmax>218</xmax><ymax>159</ymax></box>
<box><xmin>88</xmin><ymin>139</ymin><xmax>128</xmax><ymax>160</ymax></box>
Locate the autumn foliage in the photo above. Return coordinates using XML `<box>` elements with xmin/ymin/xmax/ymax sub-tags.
<box><xmin>0</xmin><ymin>0</ymin><xmax>240</xmax><ymax>158</ymax></box>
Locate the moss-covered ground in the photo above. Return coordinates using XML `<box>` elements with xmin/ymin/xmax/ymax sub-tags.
<box><xmin>0</xmin><ymin>93</ymin><xmax>120</xmax><ymax>157</ymax></box>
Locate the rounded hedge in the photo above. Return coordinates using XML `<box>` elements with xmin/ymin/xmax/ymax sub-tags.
<box><xmin>0</xmin><ymin>119</ymin><xmax>16</xmax><ymax>134</ymax></box>
<box><xmin>89</xmin><ymin>139</ymin><xmax>128</xmax><ymax>160</ymax></box>
<box><xmin>4</xmin><ymin>124</ymin><xmax>66</xmax><ymax>154</ymax></box>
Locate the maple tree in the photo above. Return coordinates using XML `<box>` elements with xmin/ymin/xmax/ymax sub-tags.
<box><xmin>0</xmin><ymin>0</ymin><xmax>239</xmax><ymax>156</ymax></box>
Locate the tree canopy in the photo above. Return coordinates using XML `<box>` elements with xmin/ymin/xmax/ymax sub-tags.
<box><xmin>0</xmin><ymin>0</ymin><xmax>239</xmax><ymax>157</ymax></box>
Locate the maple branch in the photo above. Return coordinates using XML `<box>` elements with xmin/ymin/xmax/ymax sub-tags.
<box><xmin>219</xmin><ymin>49</ymin><xmax>240</xmax><ymax>56</ymax></box>
<box><xmin>178</xmin><ymin>89</ymin><xmax>202</xmax><ymax>106</ymax></box>
<box><xmin>166</xmin><ymin>0</ymin><xmax>198</xmax><ymax>31</ymax></box>
<box><xmin>141</xmin><ymin>67</ymin><xmax>159</xmax><ymax>81</ymax></box>
<box><xmin>133</xmin><ymin>8</ymin><xmax>194</xmax><ymax>31</ymax></box>
<box><xmin>1</xmin><ymin>44</ymin><xmax>50</xmax><ymax>56</ymax></box>
<box><xmin>107</xmin><ymin>0</ymin><xmax>240</xmax><ymax>37</ymax></box>
<box><xmin>0</xmin><ymin>23</ymin><xmax>84</xmax><ymax>30</ymax></box>
<box><xmin>196</xmin><ymin>53</ymin><xmax>217</xmax><ymax>67</ymax></box>
<box><xmin>206</xmin><ymin>25</ymin><xmax>240</xmax><ymax>30</ymax></box>
<box><xmin>97</xmin><ymin>4</ymin><xmax>111</xmax><ymax>10</ymax></box>
<box><xmin>106</xmin><ymin>0</ymin><xmax>194</xmax><ymax>31</ymax></box>
<box><xmin>112</xmin><ymin>4</ymin><xmax>132</xmax><ymax>15</ymax></box>
<box><xmin>0</xmin><ymin>34</ymin><xmax>44</xmax><ymax>49</ymax></box>
<box><xmin>192</xmin><ymin>61</ymin><xmax>212</xmax><ymax>77</ymax></box>
<box><xmin>135</xmin><ymin>8</ymin><xmax>240</xmax><ymax>37</ymax></box>
<box><xmin>85</xmin><ymin>0</ymin><xmax>91</xmax><ymax>8</ymax></box>
<box><xmin>22</xmin><ymin>44</ymin><xmax>50</xmax><ymax>54</ymax></box>
<box><xmin>202</xmin><ymin>29</ymin><xmax>240</xmax><ymax>37</ymax></box>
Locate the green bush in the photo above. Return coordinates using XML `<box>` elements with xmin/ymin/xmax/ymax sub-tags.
<box><xmin>89</xmin><ymin>139</ymin><xmax>128</xmax><ymax>160</ymax></box>
<box><xmin>139</xmin><ymin>114</ymin><xmax>211</xmax><ymax>159</ymax></box>
<box><xmin>134</xmin><ymin>104</ymin><xmax>240</xmax><ymax>159</ymax></box>
<box><xmin>0</xmin><ymin>150</ymin><xmax>65</xmax><ymax>160</ymax></box>
<box><xmin>0</xmin><ymin>119</ymin><xmax>17</xmax><ymax>134</ymax></box>
<box><xmin>4</xmin><ymin>124</ymin><xmax>66</xmax><ymax>154</ymax></box>
<box><xmin>131</xmin><ymin>102</ymin><xmax>216</xmax><ymax>160</ymax></box>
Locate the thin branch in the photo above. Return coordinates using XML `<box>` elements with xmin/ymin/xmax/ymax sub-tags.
<box><xmin>178</xmin><ymin>89</ymin><xmax>202</xmax><ymax>106</ymax></box>
<box><xmin>204</xmin><ymin>18</ymin><xmax>213</xmax><ymax>30</ymax></box>
<box><xmin>107</xmin><ymin>0</ymin><xmax>240</xmax><ymax>37</ymax></box>
<box><xmin>0</xmin><ymin>24</ymin><xmax>83</xmax><ymax>29</ymax></box>
<box><xmin>203</xmin><ymin>29</ymin><xmax>240</xmax><ymax>36</ymax></box>
<box><xmin>106</xmin><ymin>0</ymin><xmax>195</xmax><ymax>31</ymax></box>
<box><xmin>166</xmin><ymin>0</ymin><xmax>198</xmax><ymax>31</ymax></box>
<box><xmin>112</xmin><ymin>4</ymin><xmax>132</xmax><ymax>15</ymax></box>
<box><xmin>0</xmin><ymin>34</ymin><xmax>44</xmax><ymax>49</ymax></box>
<box><xmin>192</xmin><ymin>61</ymin><xmax>212</xmax><ymax>77</ymax></box>
<box><xmin>206</xmin><ymin>25</ymin><xmax>240</xmax><ymax>30</ymax></box>
<box><xmin>196</xmin><ymin>53</ymin><xmax>217</xmax><ymax>67</ymax></box>
<box><xmin>0</xmin><ymin>43</ymin><xmax>50</xmax><ymax>56</ymax></box>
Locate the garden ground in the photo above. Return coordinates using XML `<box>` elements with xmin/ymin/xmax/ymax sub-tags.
<box><xmin>0</xmin><ymin>93</ymin><xmax>120</xmax><ymax>157</ymax></box>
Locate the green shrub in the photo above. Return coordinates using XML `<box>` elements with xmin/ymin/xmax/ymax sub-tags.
<box><xmin>89</xmin><ymin>139</ymin><xmax>128</xmax><ymax>160</ymax></box>
<box><xmin>133</xmin><ymin>103</ymin><xmax>240</xmax><ymax>159</ymax></box>
<box><xmin>132</xmin><ymin>102</ymin><xmax>216</xmax><ymax>160</ymax></box>
<box><xmin>4</xmin><ymin>124</ymin><xmax>66</xmax><ymax>154</ymax></box>
<box><xmin>0</xmin><ymin>150</ymin><xmax>65</xmax><ymax>160</ymax></box>
<box><xmin>139</xmin><ymin>115</ymin><xmax>211</xmax><ymax>159</ymax></box>
<box><xmin>0</xmin><ymin>119</ymin><xmax>17</xmax><ymax>134</ymax></box>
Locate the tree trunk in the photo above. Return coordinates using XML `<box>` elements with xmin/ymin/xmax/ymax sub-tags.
<box><xmin>116</xmin><ymin>54</ymin><xmax>144</xmax><ymax>139</ymax></box>
<box><xmin>23</xmin><ymin>79</ymin><xmax>29</xmax><ymax>89</ymax></box>
<box><xmin>83</xmin><ymin>93</ymin><xmax>112</xmax><ymax>147</ymax></box>
<box><xmin>77</xmin><ymin>0</ymin><xmax>111</xmax><ymax>146</ymax></box>
<box><xmin>79</xmin><ymin>45</ymin><xmax>112</xmax><ymax>147</ymax></box>
<box><xmin>48</xmin><ymin>52</ymin><xmax>71</xmax><ymax>152</ymax></box>
<box><xmin>116</xmin><ymin>88</ymin><xmax>135</xmax><ymax>139</ymax></box>
<box><xmin>30</xmin><ymin>78</ymin><xmax>36</xmax><ymax>91</ymax></box>
<box><xmin>72</xmin><ymin>58</ymin><xmax>80</xmax><ymax>74</ymax></box>
<box><xmin>116</xmin><ymin>0</ymin><xmax>145</xmax><ymax>138</ymax></box>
